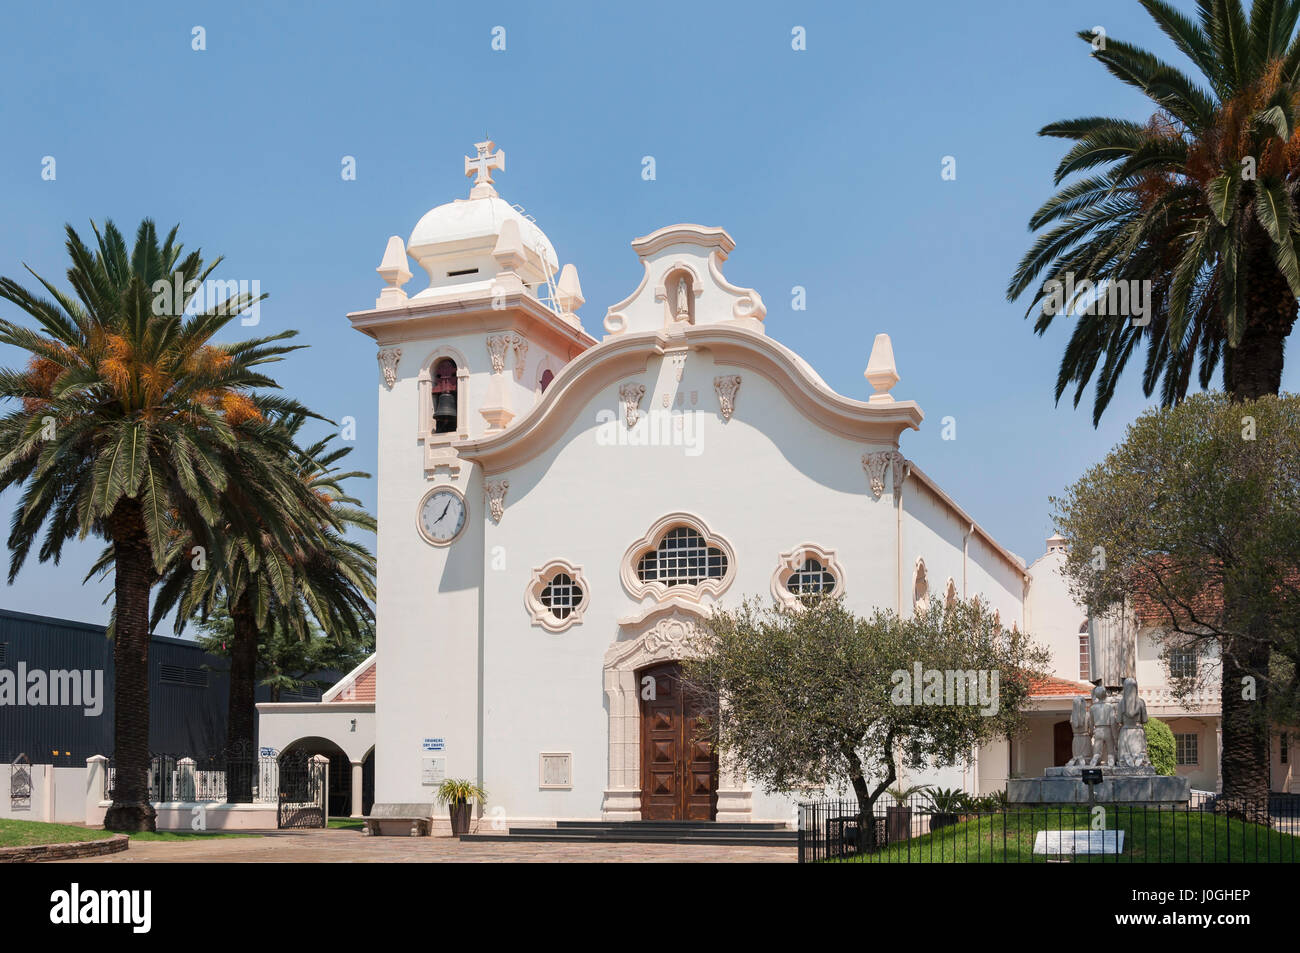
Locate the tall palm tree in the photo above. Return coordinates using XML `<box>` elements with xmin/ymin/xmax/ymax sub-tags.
<box><xmin>1009</xmin><ymin>0</ymin><xmax>1300</xmax><ymax>424</ymax></box>
<box><xmin>0</xmin><ymin>219</ymin><xmax>308</xmax><ymax>831</ymax></box>
<box><xmin>149</xmin><ymin>413</ymin><xmax>376</xmax><ymax>800</ymax></box>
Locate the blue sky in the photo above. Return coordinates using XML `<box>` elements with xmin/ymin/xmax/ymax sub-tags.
<box><xmin>1</xmin><ymin>0</ymin><xmax>1296</xmax><ymax>628</ymax></box>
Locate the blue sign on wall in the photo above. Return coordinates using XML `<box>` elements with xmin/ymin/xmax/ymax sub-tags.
<box><xmin>422</xmin><ymin>738</ymin><xmax>445</xmax><ymax>751</ymax></box>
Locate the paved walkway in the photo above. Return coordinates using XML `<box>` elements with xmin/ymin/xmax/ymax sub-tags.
<box><xmin>63</xmin><ymin>828</ymin><xmax>796</xmax><ymax>863</ymax></box>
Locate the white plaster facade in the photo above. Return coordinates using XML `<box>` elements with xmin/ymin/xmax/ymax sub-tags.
<box><xmin>333</xmin><ymin>143</ymin><xmax>1265</xmax><ymax>827</ymax></box>
<box><xmin>336</xmin><ymin>143</ymin><xmax>1046</xmax><ymax>825</ymax></box>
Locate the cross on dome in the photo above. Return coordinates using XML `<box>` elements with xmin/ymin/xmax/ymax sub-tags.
<box><xmin>465</xmin><ymin>140</ymin><xmax>505</xmax><ymax>198</ymax></box>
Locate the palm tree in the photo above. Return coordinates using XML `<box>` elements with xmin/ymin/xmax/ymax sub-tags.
<box><xmin>0</xmin><ymin>219</ymin><xmax>308</xmax><ymax>830</ymax></box>
<box><xmin>149</xmin><ymin>413</ymin><xmax>376</xmax><ymax>800</ymax></box>
<box><xmin>1008</xmin><ymin>0</ymin><xmax>1300</xmax><ymax>424</ymax></box>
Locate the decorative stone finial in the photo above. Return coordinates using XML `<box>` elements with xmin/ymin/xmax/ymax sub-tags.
<box><xmin>465</xmin><ymin>140</ymin><xmax>505</xmax><ymax>198</ymax></box>
<box><xmin>556</xmin><ymin>264</ymin><xmax>585</xmax><ymax>315</ymax></box>
<box><xmin>375</xmin><ymin>236</ymin><xmax>411</xmax><ymax>309</ymax></box>
<box><xmin>492</xmin><ymin>218</ymin><xmax>527</xmax><ymax>271</ymax></box>
<box><xmin>864</xmin><ymin>333</ymin><xmax>900</xmax><ymax>403</ymax></box>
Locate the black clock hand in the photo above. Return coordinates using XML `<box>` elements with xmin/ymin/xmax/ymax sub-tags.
<box><xmin>433</xmin><ymin>500</ymin><xmax>451</xmax><ymax>525</ymax></box>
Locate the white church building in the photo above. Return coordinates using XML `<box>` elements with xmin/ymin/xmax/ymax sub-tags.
<box><xmin>256</xmin><ymin>142</ymin><xmax>1260</xmax><ymax>830</ymax></box>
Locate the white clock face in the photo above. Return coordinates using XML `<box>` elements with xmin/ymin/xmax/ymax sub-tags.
<box><xmin>419</xmin><ymin>488</ymin><xmax>466</xmax><ymax>544</ymax></box>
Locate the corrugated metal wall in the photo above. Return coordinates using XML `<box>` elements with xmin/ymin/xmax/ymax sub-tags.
<box><xmin>0</xmin><ymin>608</ymin><xmax>330</xmax><ymax>765</ymax></box>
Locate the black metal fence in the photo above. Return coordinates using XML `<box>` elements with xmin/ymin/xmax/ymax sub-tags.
<box><xmin>798</xmin><ymin>792</ymin><xmax>1300</xmax><ymax>863</ymax></box>
<box><xmin>104</xmin><ymin>748</ymin><xmax>279</xmax><ymax>805</ymax></box>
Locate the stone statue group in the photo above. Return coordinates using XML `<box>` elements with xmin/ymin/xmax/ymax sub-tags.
<box><xmin>1068</xmin><ymin>678</ymin><xmax>1150</xmax><ymax>768</ymax></box>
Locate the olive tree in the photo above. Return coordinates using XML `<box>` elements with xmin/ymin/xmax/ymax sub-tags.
<box><xmin>682</xmin><ymin>596</ymin><xmax>1050</xmax><ymax>846</ymax></box>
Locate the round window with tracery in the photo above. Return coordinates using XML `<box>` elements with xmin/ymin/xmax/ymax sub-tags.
<box><xmin>540</xmin><ymin>572</ymin><xmax>583</xmax><ymax>620</ymax></box>
<box><xmin>526</xmin><ymin>561</ymin><xmax>590</xmax><ymax>632</ymax></box>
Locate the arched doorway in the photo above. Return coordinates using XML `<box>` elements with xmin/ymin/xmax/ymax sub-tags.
<box><xmin>282</xmin><ymin>737</ymin><xmax>351</xmax><ymax>817</ymax></box>
<box><xmin>638</xmin><ymin>661</ymin><xmax>717</xmax><ymax>820</ymax></box>
<box><xmin>602</xmin><ymin>607</ymin><xmax>747</xmax><ymax>821</ymax></box>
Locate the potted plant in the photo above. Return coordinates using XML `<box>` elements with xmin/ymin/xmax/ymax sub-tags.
<box><xmin>924</xmin><ymin>787</ymin><xmax>970</xmax><ymax>831</ymax></box>
<box><xmin>436</xmin><ymin>779</ymin><xmax>487</xmax><ymax>836</ymax></box>
<box><xmin>884</xmin><ymin>784</ymin><xmax>928</xmax><ymax>843</ymax></box>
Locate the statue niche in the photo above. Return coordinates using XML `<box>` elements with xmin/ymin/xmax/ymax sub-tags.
<box><xmin>661</xmin><ymin>268</ymin><xmax>696</xmax><ymax>326</ymax></box>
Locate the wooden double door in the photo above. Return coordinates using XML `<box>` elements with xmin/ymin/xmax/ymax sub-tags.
<box><xmin>639</xmin><ymin>662</ymin><xmax>718</xmax><ymax>821</ymax></box>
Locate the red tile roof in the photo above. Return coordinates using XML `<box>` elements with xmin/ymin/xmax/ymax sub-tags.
<box><xmin>330</xmin><ymin>659</ymin><xmax>375</xmax><ymax>702</ymax></box>
<box><xmin>1029</xmin><ymin>675</ymin><xmax>1093</xmax><ymax>698</ymax></box>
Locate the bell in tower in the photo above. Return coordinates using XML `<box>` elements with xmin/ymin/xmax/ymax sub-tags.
<box><xmin>432</xmin><ymin>358</ymin><xmax>459</xmax><ymax>433</ymax></box>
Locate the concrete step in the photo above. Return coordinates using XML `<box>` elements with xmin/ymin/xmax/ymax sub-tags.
<box><xmin>460</xmin><ymin>830</ymin><xmax>797</xmax><ymax>846</ymax></box>
<box><xmin>505</xmin><ymin>826</ymin><xmax>796</xmax><ymax>841</ymax></box>
<box><xmin>553</xmin><ymin>820</ymin><xmax>791</xmax><ymax>831</ymax></box>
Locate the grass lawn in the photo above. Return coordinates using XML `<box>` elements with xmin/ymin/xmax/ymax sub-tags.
<box><xmin>0</xmin><ymin>819</ymin><xmax>114</xmax><ymax>847</ymax></box>
<box><xmin>0</xmin><ymin>818</ymin><xmax>261</xmax><ymax>847</ymax></box>
<box><xmin>327</xmin><ymin>818</ymin><xmax>365</xmax><ymax>831</ymax></box>
<box><xmin>835</xmin><ymin>807</ymin><xmax>1300</xmax><ymax>863</ymax></box>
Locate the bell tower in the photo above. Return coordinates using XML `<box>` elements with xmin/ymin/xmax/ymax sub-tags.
<box><xmin>348</xmin><ymin>140</ymin><xmax>598</xmax><ymax>474</ymax></box>
<box><xmin>347</xmin><ymin>142</ymin><xmax>598</xmax><ymax>813</ymax></box>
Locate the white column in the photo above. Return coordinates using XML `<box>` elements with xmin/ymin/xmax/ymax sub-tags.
<box><xmin>350</xmin><ymin>761</ymin><xmax>365</xmax><ymax>818</ymax></box>
<box><xmin>311</xmin><ymin>754</ymin><xmax>331</xmax><ymax>824</ymax></box>
<box><xmin>176</xmin><ymin>757</ymin><xmax>197</xmax><ymax>802</ymax></box>
<box><xmin>1215</xmin><ymin>721</ymin><xmax>1223</xmax><ymax>792</ymax></box>
<box><xmin>84</xmin><ymin>755</ymin><xmax>108</xmax><ymax>825</ymax></box>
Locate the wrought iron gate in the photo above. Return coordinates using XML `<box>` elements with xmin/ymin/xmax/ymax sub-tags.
<box><xmin>277</xmin><ymin>752</ymin><xmax>326</xmax><ymax>829</ymax></box>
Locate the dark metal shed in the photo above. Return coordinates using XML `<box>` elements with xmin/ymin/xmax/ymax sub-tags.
<box><xmin>0</xmin><ymin>608</ymin><xmax>330</xmax><ymax>765</ymax></box>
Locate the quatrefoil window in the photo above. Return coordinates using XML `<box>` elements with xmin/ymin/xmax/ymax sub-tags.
<box><xmin>526</xmin><ymin>560</ymin><xmax>589</xmax><ymax>632</ymax></box>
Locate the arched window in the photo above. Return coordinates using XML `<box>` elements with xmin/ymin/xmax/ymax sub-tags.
<box><xmin>636</xmin><ymin>527</ymin><xmax>727</xmax><ymax>587</ymax></box>
<box><xmin>787</xmin><ymin>558</ymin><xmax>835</xmax><ymax>599</ymax></box>
<box><xmin>622</xmin><ymin>514</ymin><xmax>735</xmax><ymax>601</ymax></box>
<box><xmin>539</xmin><ymin>368</ymin><xmax>555</xmax><ymax>393</ymax></box>
<box><xmin>943</xmin><ymin>578</ymin><xmax>958</xmax><ymax>612</ymax></box>
<box><xmin>770</xmin><ymin>544</ymin><xmax>844</xmax><ymax>608</ymax></box>
<box><xmin>431</xmin><ymin>358</ymin><xmax>459</xmax><ymax>434</ymax></box>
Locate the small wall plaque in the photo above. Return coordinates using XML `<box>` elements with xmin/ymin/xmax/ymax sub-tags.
<box><xmin>421</xmin><ymin>757</ymin><xmax>446</xmax><ymax>786</ymax></box>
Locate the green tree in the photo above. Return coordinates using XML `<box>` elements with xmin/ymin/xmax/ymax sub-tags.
<box><xmin>195</xmin><ymin>606</ymin><xmax>373</xmax><ymax>703</ymax></box>
<box><xmin>1146</xmin><ymin>717</ymin><xmax>1178</xmax><ymax>775</ymax></box>
<box><xmin>1009</xmin><ymin>0</ymin><xmax>1300</xmax><ymax>423</ymax></box>
<box><xmin>1052</xmin><ymin>392</ymin><xmax>1300</xmax><ymax>810</ymax></box>
<box><xmin>0</xmin><ymin>220</ymin><xmax>308</xmax><ymax>831</ymax></box>
<box><xmin>683</xmin><ymin>596</ymin><xmax>1050</xmax><ymax>848</ymax></box>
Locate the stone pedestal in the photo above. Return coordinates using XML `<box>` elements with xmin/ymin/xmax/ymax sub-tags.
<box><xmin>1008</xmin><ymin>765</ymin><xmax>1189</xmax><ymax>805</ymax></box>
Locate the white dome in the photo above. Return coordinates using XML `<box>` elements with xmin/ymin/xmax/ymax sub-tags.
<box><xmin>407</xmin><ymin>195</ymin><xmax>557</xmax><ymax>272</ymax></box>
